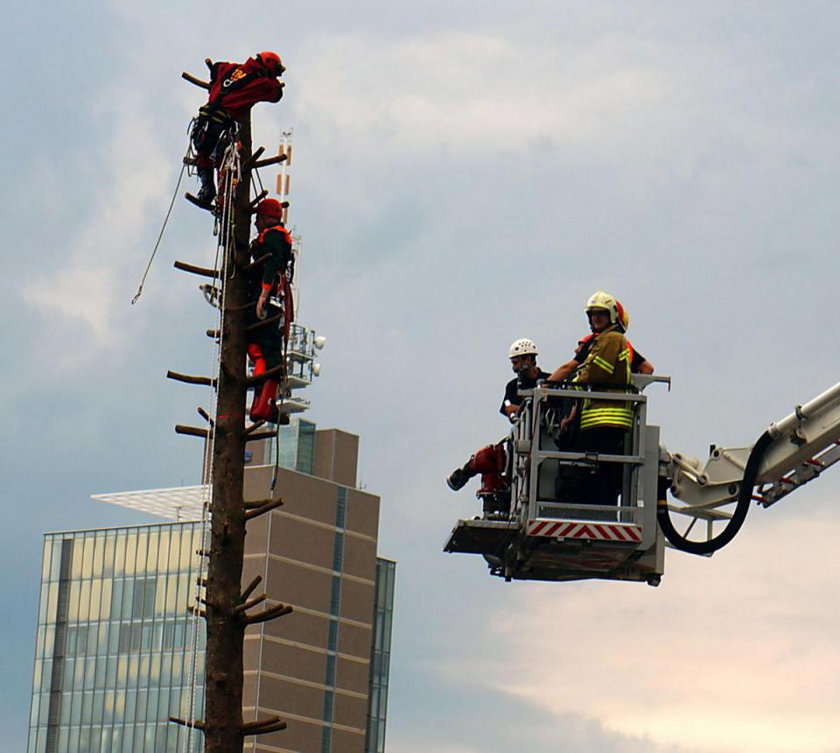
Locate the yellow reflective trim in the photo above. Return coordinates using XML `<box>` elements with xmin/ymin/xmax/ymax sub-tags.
<box><xmin>592</xmin><ymin>356</ymin><xmax>615</xmax><ymax>373</ymax></box>
<box><xmin>580</xmin><ymin>416</ymin><xmax>633</xmax><ymax>429</ymax></box>
<box><xmin>580</xmin><ymin>406</ymin><xmax>634</xmax><ymax>429</ymax></box>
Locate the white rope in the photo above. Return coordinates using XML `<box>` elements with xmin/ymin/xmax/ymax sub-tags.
<box><xmin>131</xmin><ymin>150</ymin><xmax>189</xmax><ymax>305</ymax></box>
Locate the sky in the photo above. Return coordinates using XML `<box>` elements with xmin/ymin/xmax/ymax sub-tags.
<box><xmin>3</xmin><ymin>2</ymin><xmax>840</xmax><ymax>752</ymax></box>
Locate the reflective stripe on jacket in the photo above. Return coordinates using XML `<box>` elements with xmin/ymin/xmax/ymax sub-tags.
<box><xmin>573</xmin><ymin>325</ymin><xmax>633</xmax><ymax>430</ymax></box>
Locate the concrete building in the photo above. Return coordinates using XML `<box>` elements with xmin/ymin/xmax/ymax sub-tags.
<box><xmin>27</xmin><ymin>418</ymin><xmax>394</xmax><ymax>753</ymax></box>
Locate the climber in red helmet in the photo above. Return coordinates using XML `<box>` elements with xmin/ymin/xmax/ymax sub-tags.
<box><xmin>190</xmin><ymin>51</ymin><xmax>286</xmax><ymax>204</ymax></box>
<box><xmin>246</xmin><ymin>198</ymin><xmax>295</xmax><ymax>423</ymax></box>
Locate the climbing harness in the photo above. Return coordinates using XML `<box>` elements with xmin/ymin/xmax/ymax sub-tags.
<box><xmin>200</xmin><ymin>283</ymin><xmax>220</xmax><ymax>308</ymax></box>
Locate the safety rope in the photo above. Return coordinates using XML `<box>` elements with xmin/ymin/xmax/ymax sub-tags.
<box><xmin>269</xmin><ymin>327</ymin><xmax>290</xmax><ymax>496</ymax></box>
<box><xmin>131</xmin><ymin>154</ymin><xmax>189</xmax><ymax>305</ymax></box>
<box><xmin>253</xmin><ymin>165</ymin><xmax>265</xmax><ymax>196</ymax></box>
<box><xmin>180</xmin><ymin>132</ymin><xmax>241</xmax><ymax>753</ymax></box>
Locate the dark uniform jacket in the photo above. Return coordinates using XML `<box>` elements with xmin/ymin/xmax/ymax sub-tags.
<box><xmin>500</xmin><ymin>369</ymin><xmax>550</xmax><ymax>417</ymax></box>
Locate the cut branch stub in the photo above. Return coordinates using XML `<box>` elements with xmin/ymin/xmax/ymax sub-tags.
<box><xmin>243</xmin><ymin>498</ymin><xmax>276</xmax><ymax>510</ymax></box>
<box><xmin>253</xmin><ymin>153</ymin><xmax>288</xmax><ymax>169</ymax></box>
<box><xmin>244</xmin><ymin>420</ymin><xmax>267</xmax><ymax>436</ymax></box>
<box><xmin>170</xmin><ymin>716</ymin><xmax>206</xmax><ymax>730</ymax></box>
<box><xmin>242</xmin><ymin>716</ymin><xmax>287</xmax><ymax>736</ymax></box>
<box><xmin>249</xmin><ymin>189</ymin><xmax>269</xmax><ymax>210</ymax></box>
<box><xmin>175</xmin><ymin>425</ymin><xmax>209</xmax><ymax>439</ymax></box>
<box><xmin>181</xmin><ymin>72</ymin><xmax>209</xmax><ymax>90</ymax></box>
<box><xmin>240</xmin><ymin>574</ymin><xmax>263</xmax><ymax>602</ymax></box>
<box><xmin>196</xmin><ymin>595</ymin><xmax>222</xmax><ymax>612</ymax></box>
<box><xmin>243</xmin><ymin>602</ymin><xmax>293</xmax><ymax>625</ymax></box>
<box><xmin>245</xmin><ymin>431</ymin><xmax>278</xmax><ymax>443</ymax></box>
<box><xmin>245</xmin><ymin>499</ymin><xmax>284</xmax><ymax>520</ymax></box>
<box><xmin>167</xmin><ymin>370</ymin><xmax>216</xmax><ymax>387</ymax></box>
<box><xmin>243</xmin><ymin>146</ymin><xmax>266</xmax><ymax>170</ymax></box>
<box><xmin>234</xmin><ymin>594</ymin><xmax>267</xmax><ymax>614</ymax></box>
<box><xmin>174</xmin><ymin>260</ymin><xmax>220</xmax><ymax>278</ymax></box>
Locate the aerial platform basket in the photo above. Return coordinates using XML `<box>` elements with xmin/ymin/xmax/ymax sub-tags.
<box><xmin>445</xmin><ymin>378</ymin><xmax>668</xmax><ymax>586</ymax></box>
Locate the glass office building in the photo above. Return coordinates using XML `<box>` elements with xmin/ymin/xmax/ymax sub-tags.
<box><xmin>28</xmin><ymin>523</ymin><xmax>206</xmax><ymax>753</ymax></box>
<box><xmin>365</xmin><ymin>559</ymin><xmax>395</xmax><ymax>753</ymax></box>
<box><xmin>28</xmin><ymin>424</ymin><xmax>394</xmax><ymax>753</ymax></box>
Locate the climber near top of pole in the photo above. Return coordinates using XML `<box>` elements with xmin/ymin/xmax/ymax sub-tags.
<box><xmin>190</xmin><ymin>51</ymin><xmax>286</xmax><ymax>205</ymax></box>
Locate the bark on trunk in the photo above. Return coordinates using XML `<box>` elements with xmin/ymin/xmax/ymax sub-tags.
<box><xmin>203</xmin><ymin>118</ymin><xmax>253</xmax><ymax>753</ymax></box>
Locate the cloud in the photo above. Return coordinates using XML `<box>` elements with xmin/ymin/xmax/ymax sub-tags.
<box><xmin>387</xmin><ymin>666</ymin><xmax>702</xmax><ymax>753</ymax></box>
<box><xmin>294</xmin><ymin>30</ymin><xmax>675</xmax><ymax>160</ymax></box>
<box><xmin>6</xmin><ymin>5</ymin><xmax>840</xmax><ymax>753</ymax></box>
<box><xmin>453</xmin><ymin>503</ymin><xmax>840</xmax><ymax>753</ymax></box>
<box><xmin>20</xmin><ymin>81</ymin><xmax>172</xmax><ymax>367</ymax></box>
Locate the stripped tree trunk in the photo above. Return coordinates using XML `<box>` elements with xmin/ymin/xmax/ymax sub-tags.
<box><xmin>203</xmin><ymin>118</ymin><xmax>253</xmax><ymax>753</ymax></box>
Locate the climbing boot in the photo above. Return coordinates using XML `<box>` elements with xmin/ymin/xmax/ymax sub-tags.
<box><xmin>446</xmin><ymin>465</ymin><xmax>471</xmax><ymax>491</ymax></box>
<box><xmin>197</xmin><ymin>168</ymin><xmax>217</xmax><ymax>204</ymax></box>
<box><xmin>250</xmin><ymin>380</ymin><xmax>280</xmax><ymax>423</ymax></box>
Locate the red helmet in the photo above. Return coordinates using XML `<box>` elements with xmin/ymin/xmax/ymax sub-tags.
<box><xmin>615</xmin><ymin>300</ymin><xmax>629</xmax><ymax>331</ymax></box>
<box><xmin>256</xmin><ymin>198</ymin><xmax>287</xmax><ymax>219</ymax></box>
<box><xmin>256</xmin><ymin>51</ymin><xmax>285</xmax><ymax>76</ymax></box>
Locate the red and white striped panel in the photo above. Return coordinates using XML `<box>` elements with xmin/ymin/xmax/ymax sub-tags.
<box><xmin>527</xmin><ymin>520</ymin><xmax>642</xmax><ymax>543</ymax></box>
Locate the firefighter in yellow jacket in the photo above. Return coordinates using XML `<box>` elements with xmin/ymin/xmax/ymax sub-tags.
<box><xmin>573</xmin><ymin>290</ymin><xmax>634</xmax><ymax>505</ymax></box>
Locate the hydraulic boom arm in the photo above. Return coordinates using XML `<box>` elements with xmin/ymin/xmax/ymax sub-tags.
<box><xmin>659</xmin><ymin>381</ymin><xmax>840</xmax><ymax>554</ymax></box>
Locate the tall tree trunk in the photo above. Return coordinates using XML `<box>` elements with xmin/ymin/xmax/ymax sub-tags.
<box><xmin>203</xmin><ymin>118</ymin><xmax>253</xmax><ymax>753</ymax></box>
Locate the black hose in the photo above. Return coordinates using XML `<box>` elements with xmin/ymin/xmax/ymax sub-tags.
<box><xmin>657</xmin><ymin>431</ymin><xmax>774</xmax><ymax>555</ymax></box>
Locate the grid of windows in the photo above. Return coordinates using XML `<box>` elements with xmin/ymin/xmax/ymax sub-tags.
<box><xmin>267</xmin><ymin>417</ymin><xmax>316</xmax><ymax>474</ymax></box>
<box><xmin>321</xmin><ymin>486</ymin><xmax>348</xmax><ymax>753</ymax></box>
<box><xmin>27</xmin><ymin>524</ymin><xmax>206</xmax><ymax>753</ymax></box>
<box><xmin>365</xmin><ymin>558</ymin><xmax>395</xmax><ymax>753</ymax></box>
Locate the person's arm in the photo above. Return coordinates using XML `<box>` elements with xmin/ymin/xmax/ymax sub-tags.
<box><xmin>500</xmin><ymin>380</ymin><xmax>520</xmax><ymax>420</ymax></box>
<box><xmin>629</xmin><ymin>346</ymin><xmax>654</xmax><ymax>375</ymax></box>
<box><xmin>246</xmin><ymin>77</ymin><xmax>284</xmax><ymax>104</ymax></box>
<box><xmin>547</xmin><ymin>359</ymin><xmax>579</xmax><ymax>383</ymax></box>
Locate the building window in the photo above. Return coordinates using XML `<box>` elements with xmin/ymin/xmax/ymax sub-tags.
<box><xmin>131</xmin><ymin>578</ymin><xmax>157</xmax><ymax>619</ymax></box>
<box><xmin>28</xmin><ymin>526</ymin><xmax>205</xmax><ymax>753</ymax></box>
<box><xmin>335</xmin><ymin>487</ymin><xmax>347</xmax><ymax>530</ymax></box>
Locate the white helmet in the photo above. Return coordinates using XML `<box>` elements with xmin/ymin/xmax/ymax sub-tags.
<box><xmin>509</xmin><ymin>338</ymin><xmax>539</xmax><ymax>358</ymax></box>
<box><xmin>585</xmin><ymin>290</ymin><xmax>620</xmax><ymax>324</ymax></box>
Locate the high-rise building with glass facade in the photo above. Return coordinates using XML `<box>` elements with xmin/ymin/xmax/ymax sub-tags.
<box><xmin>27</xmin><ymin>419</ymin><xmax>394</xmax><ymax>753</ymax></box>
